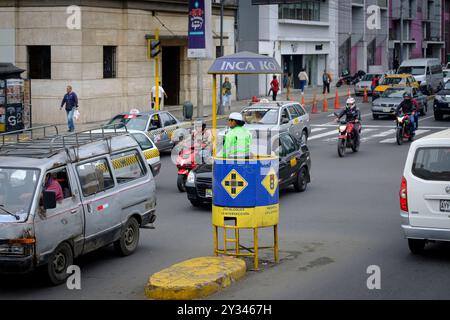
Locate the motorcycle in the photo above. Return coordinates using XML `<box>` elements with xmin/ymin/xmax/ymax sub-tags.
<box><xmin>334</xmin><ymin>113</ymin><xmax>360</xmax><ymax>157</ymax></box>
<box><xmin>336</xmin><ymin>70</ymin><xmax>366</xmax><ymax>87</ymax></box>
<box><xmin>395</xmin><ymin>112</ymin><xmax>415</xmax><ymax>145</ymax></box>
<box><xmin>175</xmin><ymin>137</ymin><xmax>208</xmax><ymax>192</ymax></box>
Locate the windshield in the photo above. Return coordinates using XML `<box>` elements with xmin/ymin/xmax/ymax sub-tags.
<box><xmin>382</xmin><ymin>88</ymin><xmax>408</xmax><ymax>98</ymax></box>
<box><xmin>0</xmin><ymin>168</ymin><xmax>39</xmax><ymax>219</ymax></box>
<box><xmin>397</xmin><ymin>66</ymin><xmax>425</xmax><ymax>75</ymax></box>
<box><xmin>444</xmin><ymin>82</ymin><xmax>450</xmax><ymax>90</ymax></box>
<box><xmin>106</xmin><ymin>114</ymin><xmax>149</xmax><ymax>131</ymax></box>
<box><xmin>382</xmin><ymin>77</ymin><xmax>403</xmax><ymax>85</ymax></box>
<box><xmin>241</xmin><ymin>108</ymin><xmax>279</xmax><ymax>125</ymax></box>
<box><xmin>362</xmin><ymin>74</ymin><xmax>375</xmax><ymax>81</ymax></box>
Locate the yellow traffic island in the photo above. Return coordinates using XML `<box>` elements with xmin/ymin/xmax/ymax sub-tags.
<box><xmin>145</xmin><ymin>256</ymin><xmax>246</xmax><ymax>300</ymax></box>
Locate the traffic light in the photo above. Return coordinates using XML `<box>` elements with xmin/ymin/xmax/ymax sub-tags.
<box><xmin>150</xmin><ymin>39</ymin><xmax>161</xmax><ymax>58</ymax></box>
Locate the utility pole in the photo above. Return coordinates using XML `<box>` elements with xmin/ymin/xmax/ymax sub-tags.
<box><xmin>399</xmin><ymin>0</ymin><xmax>404</xmax><ymax>64</ymax></box>
<box><xmin>218</xmin><ymin>0</ymin><xmax>224</xmax><ymax>115</ymax></box>
<box><xmin>197</xmin><ymin>59</ymin><xmax>203</xmax><ymax>117</ymax></box>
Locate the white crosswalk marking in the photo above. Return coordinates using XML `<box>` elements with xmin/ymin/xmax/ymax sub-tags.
<box><xmin>361</xmin><ymin>129</ymin><xmax>396</xmax><ymax>142</ymax></box>
<box><xmin>311</xmin><ymin>128</ymin><xmax>328</xmax><ymax>133</ymax></box>
<box><xmin>379</xmin><ymin>129</ymin><xmax>430</xmax><ymax>144</ymax></box>
<box><xmin>324</xmin><ymin>128</ymin><xmax>377</xmax><ymax>142</ymax></box>
<box><xmin>308</xmin><ymin>129</ymin><xmax>338</xmax><ymax>141</ymax></box>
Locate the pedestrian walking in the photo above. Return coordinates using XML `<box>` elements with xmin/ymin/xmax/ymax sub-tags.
<box><xmin>371</xmin><ymin>74</ymin><xmax>380</xmax><ymax>93</ymax></box>
<box><xmin>286</xmin><ymin>72</ymin><xmax>293</xmax><ymax>100</ymax></box>
<box><xmin>60</xmin><ymin>85</ymin><xmax>78</xmax><ymax>132</ymax></box>
<box><xmin>298</xmin><ymin>68</ymin><xmax>309</xmax><ymax>94</ymax></box>
<box><xmin>270</xmin><ymin>75</ymin><xmax>279</xmax><ymax>101</ymax></box>
<box><xmin>222</xmin><ymin>77</ymin><xmax>232</xmax><ymax>112</ymax></box>
<box><xmin>151</xmin><ymin>82</ymin><xmax>168</xmax><ymax>110</ymax></box>
<box><xmin>322</xmin><ymin>70</ymin><xmax>332</xmax><ymax>94</ymax></box>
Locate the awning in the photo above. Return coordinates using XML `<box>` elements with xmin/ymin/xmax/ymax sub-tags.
<box><xmin>0</xmin><ymin>63</ymin><xmax>25</xmax><ymax>79</ymax></box>
<box><xmin>208</xmin><ymin>51</ymin><xmax>282</xmax><ymax>75</ymax></box>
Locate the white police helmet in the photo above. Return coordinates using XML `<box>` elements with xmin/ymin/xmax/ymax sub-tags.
<box><xmin>229</xmin><ymin>112</ymin><xmax>244</xmax><ymax>122</ymax></box>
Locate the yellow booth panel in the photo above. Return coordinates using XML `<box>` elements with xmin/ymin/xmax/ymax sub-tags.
<box><xmin>212</xmin><ymin>204</ymin><xmax>279</xmax><ymax>228</ymax></box>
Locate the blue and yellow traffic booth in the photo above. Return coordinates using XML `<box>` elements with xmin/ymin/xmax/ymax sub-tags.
<box><xmin>208</xmin><ymin>52</ymin><xmax>283</xmax><ymax>270</ymax></box>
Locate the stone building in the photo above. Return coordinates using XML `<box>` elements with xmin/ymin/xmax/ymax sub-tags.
<box><xmin>0</xmin><ymin>0</ymin><xmax>237</xmax><ymax>125</ymax></box>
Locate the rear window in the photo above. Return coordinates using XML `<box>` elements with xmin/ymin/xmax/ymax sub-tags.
<box><xmin>382</xmin><ymin>77</ymin><xmax>403</xmax><ymax>85</ymax></box>
<box><xmin>412</xmin><ymin>147</ymin><xmax>450</xmax><ymax>181</ymax></box>
<box><xmin>106</xmin><ymin>114</ymin><xmax>149</xmax><ymax>131</ymax></box>
<box><xmin>241</xmin><ymin>108</ymin><xmax>279</xmax><ymax>125</ymax></box>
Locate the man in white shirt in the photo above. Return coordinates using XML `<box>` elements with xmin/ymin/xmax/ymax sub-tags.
<box><xmin>151</xmin><ymin>82</ymin><xmax>168</xmax><ymax>110</ymax></box>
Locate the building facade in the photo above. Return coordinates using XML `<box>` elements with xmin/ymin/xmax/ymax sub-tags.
<box><xmin>338</xmin><ymin>0</ymin><xmax>389</xmax><ymax>75</ymax></box>
<box><xmin>388</xmin><ymin>0</ymin><xmax>444</xmax><ymax>68</ymax></box>
<box><xmin>0</xmin><ymin>0</ymin><xmax>237</xmax><ymax>125</ymax></box>
<box><xmin>443</xmin><ymin>0</ymin><xmax>450</xmax><ymax>64</ymax></box>
<box><xmin>237</xmin><ymin>0</ymin><xmax>339</xmax><ymax>99</ymax></box>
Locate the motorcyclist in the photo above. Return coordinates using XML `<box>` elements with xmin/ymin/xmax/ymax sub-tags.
<box><xmin>335</xmin><ymin>97</ymin><xmax>361</xmax><ymax>143</ymax></box>
<box><xmin>395</xmin><ymin>92</ymin><xmax>419</xmax><ymax>134</ymax></box>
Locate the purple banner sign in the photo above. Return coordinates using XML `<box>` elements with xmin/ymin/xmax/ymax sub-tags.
<box><xmin>188</xmin><ymin>0</ymin><xmax>206</xmax><ymax>50</ymax></box>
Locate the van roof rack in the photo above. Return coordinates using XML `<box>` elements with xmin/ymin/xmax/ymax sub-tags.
<box><xmin>0</xmin><ymin>124</ymin><xmax>128</xmax><ymax>160</ymax></box>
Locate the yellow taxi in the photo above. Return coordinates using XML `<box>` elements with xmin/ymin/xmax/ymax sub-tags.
<box><xmin>372</xmin><ymin>74</ymin><xmax>420</xmax><ymax>100</ymax></box>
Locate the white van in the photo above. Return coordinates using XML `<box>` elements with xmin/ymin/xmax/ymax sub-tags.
<box><xmin>400</xmin><ymin>129</ymin><xmax>450</xmax><ymax>254</ymax></box>
<box><xmin>398</xmin><ymin>58</ymin><xmax>444</xmax><ymax>94</ymax></box>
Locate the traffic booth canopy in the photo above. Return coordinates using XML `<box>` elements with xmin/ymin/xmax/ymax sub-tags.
<box><xmin>208</xmin><ymin>51</ymin><xmax>282</xmax><ymax>75</ymax></box>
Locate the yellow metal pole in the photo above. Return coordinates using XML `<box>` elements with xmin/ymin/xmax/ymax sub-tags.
<box><xmin>274</xmin><ymin>225</ymin><xmax>279</xmax><ymax>263</ymax></box>
<box><xmin>212</xmin><ymin>75</ymin><xmax>217</xmax><ymax>157</ymax></box>
<box><xmin>214</xmin><ymin>226</ymin><xmax>218</xmax><ymax>256</ymax></box>
<box><xmin>155</xmin><ymin>29</ymin><xmax>160</xmax><ymax>111</ymax></box>
<box><xmin>254</xmin><ymin>227</ymin><xmax>258</xmax><ymax>271</ymax></box>
<box><xmin>235</xmin><ymin>228</ymin><xmax>239</xmax><ymax>255</ymax></box>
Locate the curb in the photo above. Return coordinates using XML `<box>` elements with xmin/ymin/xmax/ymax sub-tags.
<box><xmin>145</xmin><ymin>256</ymin><xmax>246</xmax><ymax>300</ymax></box>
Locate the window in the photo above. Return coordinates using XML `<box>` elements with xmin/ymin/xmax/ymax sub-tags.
<box><xmin>106</xmin><ymin>114</ymin><xmax>149</xmax><ymax>131</ymax></box>
<box><xmin>77</xmin><ymin>159</ymin><xmax>115</xmax><ymax>197</ymax></box>
<box><xmin>431</xmin><ymin>65</ymin><xmax>442</xmax><ymax>74</ymax></box>
<box><xmin>50</xmin><ymin>167</ymin><xmax>73</xmax><ymax>199</ymax></box>
<box><xmin>281</xmin><ymin>108</ymin><xmax>290</xmax><ymax>123</ymax></box>
<box><xmin>149</xmin><ymin>114</ymin><xmax>162</xmax><ymax>129</ymax></box>
<box><xmin>103</xmin><ymin>46</ymin><xmax>117</xmax><ymax>79</ymax></box>
<box><xmin>280</xmin><ymin>134</ymin><xmax>297</xmax><ymax>156</ymax></box>
<box><xmin>111</xmin><ymin>150</ymin><xmax>146</xmax><ymax>184</ymax></box>
<box><xmin>132</xmin><ymin>133</ymin><xmax>154</xmax><ymax>150</ymax></box>
<box><xmin>216</xmin><ymin>46</ymin><xmax>223</xmax><ymax>58</ymax></box>
<box><xmin>28</xmin><ymin>46</ymin><xmax>51</xmax><ymax>79</ymax></box>
<box><xmin>294</xmin><ymin>104</ymin><xmax>306</xmax><ymax>116</ymax></box>
<box><xmin>287</xmin><ymin>105</ymin><xmax>300</xmax><ymax>119</ymax></box>
<box><xmin>412</xmin><ymin>147</ymin><xmax>450</xmax><ymax>181</ymax></box>
<box><xmin>160</xmin><ymin>112</ymin><xmax>177</xmax><ymax>127</ymax></box>
<box><xmin>278</xmin><ymin>1</ymin><xmax>320</xmax><ymax>21</ymax></box>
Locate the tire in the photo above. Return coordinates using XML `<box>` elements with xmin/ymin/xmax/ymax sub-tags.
<box><xmin>336</xmin><ymin>81</ymin><xmax>342</xmax><ymax>88</ymax></box>
<box><xmin>46</xmin><ymin>242</ymin><xmax>73</xmax><ymax>285</ymax></box>
<box><xmin>300</xmin><ymin>130</ymin><xmax>308</xmax><ymax>145</ymax></box>
<box><xmin>190</xmin><ymin>200</ymin><xmax>203</xmax><ymax>207</ymax></box>
<box><xmin>421</xmin><ymin>102</ymin><xmax>427</xmax><ymax>116</ymax></box>
<box><xmin>177</xmin><ymin>174</ymin><xmax>187</xmax><ymax>192</ymax></box>
<box><xmin>114</xmin><ymin>217</ymin><xmax>140</xmax><ymax>256</ymax></box>
<box><xmin>408</xmin><ymin>239</ymin><xmax>426</xmax><ymax>254</ymax></box>
<box><xmin>372</xmin><ymin>114</ymin><xmax>379</xmax><ymax>120</ymax></box>
<box><xmin>337</xmin><ymin>139</ymin><xmax>346</xmax><ymax>157</ymax></box>
<box><xmin>351</xmin><ymin>135</ymin><xmax>360</xmax><ymax>152</ymax></box>
<box><xmin>396</xmin><ymin>127</ymin><xmax>403</xmax><ymax>145</ymax></box>
<box><xmin>293</xmin><ymin>167</ymin><xmax>308</xmax><ymax>192</ymax></box>
<box><xmin>434</xmin><ymin>111</ymin><xmax>443</xmax><ymax>121</ymax></box>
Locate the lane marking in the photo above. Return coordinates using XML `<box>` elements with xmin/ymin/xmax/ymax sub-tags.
<box><xmin>309</xmin><ymin>130</ymin><xmax>338</xmax><ymax>141</ymax></box>
<box><xmin>379</xmin><ymin>129</ymin><xmax>430</xmax><ymax>144</ymax></box>
<box><xmin>324</xmin><ymin>129</ymin><xmax>377</xmax><ymax>142</ymax></box>
<box><xmin>312</xmin><ymin>124</ymin><xmax>450</xmax><ymax>130</ymax></box>
<box><xmin>311</xmin><ymin>128</ymin><xmax>328</xmax><ymax>133</ymax></box>
<box><xmin>361</xmin><ymin>129</ymin><xmax>396</xmax><ymax>142</ymax></box>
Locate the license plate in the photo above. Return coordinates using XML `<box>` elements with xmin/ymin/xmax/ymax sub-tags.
<box><xmin>205</xmin><ymin>189</ymin><xmax>213</xmax><ymax>198</ymax></box>
<box><xmin>440</xmin><ymin>200</ymin><xmax>450</xmax><ymax>212</ymax></box>
<box><xmin>383</xmin><ymin>107</ymin><xmax>391</xmax><ymax>113</ymax></box>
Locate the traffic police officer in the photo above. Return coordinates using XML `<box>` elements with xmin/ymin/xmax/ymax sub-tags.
<box><xmin>223</xmin><ymin>112</ymin><xmax>252</xmax><ymax>158</ymax></box>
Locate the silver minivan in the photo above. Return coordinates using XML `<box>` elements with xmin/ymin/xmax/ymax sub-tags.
<box><xmin>0</xmin><ymin>126</ymin><xmax>157</xmax><ymax>284</ymax></box>
<box><xmin>398</xmin><ymin>58</ymin><xmax>444</xmax><ymax>94</ymax></box>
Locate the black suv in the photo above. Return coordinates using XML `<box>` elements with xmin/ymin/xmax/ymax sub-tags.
<box><xmin>185</xmin><ymin>132</ymin><xmax>311</xmax><ymax>207</ymax></box>
<box><xmin>434</xmin><ymin>81</ymin><xmax>450</xmax><ymax>120</ymax></box>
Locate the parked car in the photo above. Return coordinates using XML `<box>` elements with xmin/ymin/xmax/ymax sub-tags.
<box><xmin>372</xmin><ymin>87</ymin><xmax>429</xmax><ymax>119</ymax></box>
<box><xmin>433</xmin><ymin>80</ymin><xmax>450</xmax><ymax>120</ymax></box>
<box><xmin>355</xmin><ymin>73</ymin><xmax>384</xmax><ymax>96</ymax></box>
<box><xmin>400</xmin><ymin>129</ymin><xmax>450</xmax><ymax>254</ymax></box>
<box><xmin>443</xmin><ymin>69</ymin><xmax>450</xmax><ymax>84</ymax></box>
<box><xmin>372</xmin><ymin>74</ymin><xmax>420</xmax><ymax>101</ymax></box>
<box><xmin>103</xmin><ymin>110</ymin><xmax>191</xmax><ymax>152</ymax></box>
<box><xmin>398</xmin><ymin>58</ymin><xmax>444</xmax><ymax>95</ymax></box>
<box><xmin>0</xmin><ymin>126</ymin><xmax>157</xmax><ymax>284</ymax></box>
<box><xmin>185</xmin><ymin>131</ymin><xmax>311</xmax><ymax>207</ymax></box>
<box><xmin>240</xmin><ymin>100</ymin><xmax>311</xmax><ymax>144</ymax></box>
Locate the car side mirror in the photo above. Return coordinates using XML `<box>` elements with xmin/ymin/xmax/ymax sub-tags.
<box><xmin>43</xmin><ymin>191</ymin><xmax>57</xmax><ymax>210</ymax></box>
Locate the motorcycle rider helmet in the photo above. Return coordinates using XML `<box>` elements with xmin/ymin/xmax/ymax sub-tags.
<box><xmin>403</xmin><ymin>91</ymin><xmax>412</xmax><ymax>100</ymax></box>
<box><xmin>346</xmin><ymin>97</ymin><xmax>356</xmax><ymax>110</ymax></box>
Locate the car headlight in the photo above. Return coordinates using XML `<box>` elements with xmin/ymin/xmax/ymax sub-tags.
<box><xmin>187</xmin><ymin>171</ymin><xmax>195</xmax><ymax>184</ymax></box>
<box><xmin>0</xmin><ymin>244</ymin><xmax>26</xmax><ymax>256</ymax></box>
<box><xmin>435</xmin><ymin>95</ymin><xmax>446</xmax><ymax>102</ymax></box>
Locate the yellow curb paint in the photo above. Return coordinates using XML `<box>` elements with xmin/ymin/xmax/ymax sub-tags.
<box><xmin>145</xmin><ymin>256</ymin><xmax>246</xmax><ymax>300</ymax></box>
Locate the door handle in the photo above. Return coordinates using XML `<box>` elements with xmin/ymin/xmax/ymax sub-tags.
<box><xmin>70</xmin><ymin>209</ymin><xmax>78</xmax><ymax>214</ymax></box>
<box><xmin>87</xmin><ymin>204</ymin><xmax>92</xmax><ymax>213</ymax></box>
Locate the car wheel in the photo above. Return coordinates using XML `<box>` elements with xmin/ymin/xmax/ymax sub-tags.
<box><xmin>46</xmin><ymin>242</ymin><xmax>73</xmax><ymax>285</ymax></box>
<box><xmin>190</xmin><ymin>200</ymin><xmax>203</xmax><ymax>207</ymax></box>
<box><xmin>114</xmin><ymin>217</ymin><xmax>140</xmax><ymax>256</ymax></box>
<box><xmin>434</xmin><ymin>111</ymin><xmax>443</xmax><ymax>121</ymax></box>
<box><xmin>293</xmin><ymin>167</ymin><xmax>308</xmax><ymax>192</ymax></box>
<box><xmin>372</xmin><ymin>114</ymin><xmax>379</xmax><ymax>120</ymax></box>
<box><xmin>408</xmin><ymin>239</ymin><xmax>426</xmax><ymax>254</ymax></box>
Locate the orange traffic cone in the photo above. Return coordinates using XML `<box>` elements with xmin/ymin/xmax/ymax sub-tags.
<box><xmin>311</xmin><ymin>93</ymin><xmax>318</xmax><ymax>113</ymax></box>
<box><xmin>334</xmin><ymin>90</ymin><xmax>340</xmax><ymax>110</ymax></box>
<box><xmin>363</xmin><ymin>87</ymin><xmax>369</xmax><ymax>103</ymax></box>
<box><xmin>301</xmin><ymin>94</ymin><xmax>305</xmax><ymax>106</ymax></box>
<box><xmin>322</xmin><ymin>94</ymin><xmax>329</xmax><ymax>112</ymax></box>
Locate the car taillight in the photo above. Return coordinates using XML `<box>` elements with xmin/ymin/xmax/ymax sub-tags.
<box><xmin>400</xmin><ymin>176</ymin><xmax>408</xmax><ymax>212</ymax></box>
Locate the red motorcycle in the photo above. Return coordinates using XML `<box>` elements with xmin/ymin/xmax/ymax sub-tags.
<box><xmin>176</xmin><ymin>138</ymin><xmax>208</xmax><ymax>192</ymax></box>
<box><xmin>334</xmin><ymin>113</ymin><xmax>360</xmax><ymax>157</ymax></box>
<box><xmin>396</xmin><ymin>112</ymin><xmax>415</xmax><ymax>145</ymax></box>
